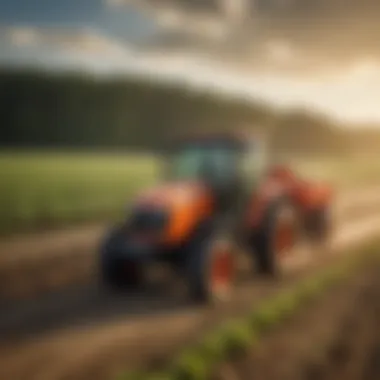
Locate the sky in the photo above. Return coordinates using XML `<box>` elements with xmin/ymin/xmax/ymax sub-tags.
<box><xmin>0</xmin><ymin>0</ymin><xmax>379</xmax><ymax>126</ymax></box>
<box><xmin>88</xmin><ymin>52</ymin><xmax>380</xmax><ymax>126</ymax></box>
<box><xmin>0</xmin><ymin>0</ymin><xmax>160</xmax><ymax>41</ymax></box>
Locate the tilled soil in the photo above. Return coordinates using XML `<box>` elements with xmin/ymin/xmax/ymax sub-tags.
<box><xmin>1</xmin><ymin>186</ymin><xmax>380</xmax><ymax>303</ymax></box>
<box><xmin>0</xmin><ymin>189</ymin><xmax>380</xmax><ymax>380</ymax></box>
<box><xmin>214</xmin><ymin>260</ymin><xmax>380</xmax><ymax>380</ymax></box>
<box><xmin>0</xmin><ymin>223</ymin><xmax>105</xmax><ymax>302</ymax></box>
<box><xmin>0</xmin><ymin>231</ymin><xmax>378</xmax><ymax>380</ymax></box>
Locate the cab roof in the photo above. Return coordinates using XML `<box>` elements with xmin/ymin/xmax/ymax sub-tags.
<box><xmin>170</xmin><ymin>130</ymin><xmax>264</xmax><ymax>150</ymax></box>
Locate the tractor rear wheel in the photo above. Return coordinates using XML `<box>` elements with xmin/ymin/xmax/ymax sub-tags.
<box><xmin>253</xmin><ymin>198</ymin><xmax>300</xmax><ymax>276</ymax></box>
<box><xmin>305</xmin><ymin>206</ymin><xmax>332</xmax><ymax>247</ymax></box>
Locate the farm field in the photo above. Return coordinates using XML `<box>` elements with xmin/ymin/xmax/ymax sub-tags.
<box><xmin>1</xmin><ymin>151</ymin><xmax>380</xmax><ymax>380</ymax></box>
<box><xmin>2</xmin><ymin>151</ymin><xmax>380</xmax><ymax>302</ymax></box>
<box><xmin>0</xmin><ymin>151</ymin><xmax>159</xmax><ymax>235</ymax></box>
<box><xmin>1</xmin><ymin>151</ymin><xmax>380</xmax><ymax>236</ymax></box>
<box><xmin>211</xmin><ymin>255</ymin><xmax>380</xmax><ymax>380</ymax></box>
<box><xmin>1</xmin><ymin>217</ymin><xmax>380</xmax><ymax>380</ymax></box>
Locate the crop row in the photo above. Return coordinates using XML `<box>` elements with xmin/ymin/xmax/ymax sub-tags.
<box><xmin>2</xmin><ymin>151</ymin><xmax>380</xmax><ymax>235</ymax></box>
<box><xmin>0</xmin><ymin>152</ymin><xmax>158</xmax><ymax>234</ymax></box>
<box><xmin>122</xmin><ymin>241</ymin><xmax>380</xmax><ymax>380</ymax></box>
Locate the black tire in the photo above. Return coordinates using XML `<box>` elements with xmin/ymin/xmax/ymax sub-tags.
<box><xmin>184</xmin><ymin>232</ymin><xmax>235</xmax><ymax>304</ymax></box>
<box><xmin>99</xmin><ymin>226</ymin><xmax>144</xmax><ymax>291</ymax></box>
<box><xmin>252</xmin><ymin>198</ymin><xmax>300</xmax><ymax>276</ymax></box>
<box><xmin>305</xmin><ymin>206</ymin><xmax>332</xmax><ymax>246</ymax></box>
<box><xmin>101</xmin><ymin>258</ymin><xmax>144</xmax><ymax>291</ymax></box>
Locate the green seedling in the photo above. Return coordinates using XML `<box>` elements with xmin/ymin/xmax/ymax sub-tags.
<box><xmin>170</xmin><ymin>349</ymin><xmax>209</xmax><ymax>380</ymax></box>
<box><xmin>249</xmin><ymin>300</ymin><xmax>283</xmax><ymax>332</ymax></box>
<box><xmin>147</xmin><ymin>372</ymin><xmax>174</xmax><ymax>380</ymax></box>
<box><xmin>274</xmin><ymin>291</ymin><xmax>301</xmax><ymax>318</ymax></box>
<box><xmin>298</xmin><ymin>277</ymin><xmax>326</xmax><ymax>301</ymax></box>
<box><xmin>116</xmin><ymin>371</ymin><xmax>145</xmax><ymax>380</ymax></box>
<box><xmin>219</xmin><ymin>320</ymin><xmax>257</xmax><ymax>359</ymax></box>
<box><xmin>197</xmin><ymin>331</ymin><xmax>229</xmax><ymax>365</ymax></box>
<box><xmin>320</xmin><ymin>269</ymin><xmax>340</xmax><ymax>287</ymax></box>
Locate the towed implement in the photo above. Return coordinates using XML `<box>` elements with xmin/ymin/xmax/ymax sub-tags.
<box><xmin>99</xmin><ymin>131</ymin><xmax>333</xmax><ymax>303</ymax></box>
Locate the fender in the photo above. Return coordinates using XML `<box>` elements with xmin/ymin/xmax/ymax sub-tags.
<box><xmin>267</xmin><ymin>165</ymin><xmax>333</xmax><ymax>211</ymax></box>
<box><xmin>292</xmin><ymin>182</ymin><xmax>333</xmax><ymax>211</ymax></box>
<box><xmin>134</xmin><ymin>181</ymin><xmax>215</xmax><ymax>247</ymax></box>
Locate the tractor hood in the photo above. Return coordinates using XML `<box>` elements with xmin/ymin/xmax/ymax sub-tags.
<box><xmin>131</xmin><ymin>181</ymin><xmax>214</xmax><ymax>246</ymax></box>
<box><xmin>135</xmin><ymin>181</ymin><xmax>213</xmax><ymax>210</ymax></box>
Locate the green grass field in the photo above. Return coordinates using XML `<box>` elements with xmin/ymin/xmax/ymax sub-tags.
<box><xmin>0</xmin><ymin>151</ymin><xmax>159</xmax><ymax>234</ymax></box>
<box><xmin>0</xmin><ymin>151</ymin><xmax>379</xmax><ymax>235</ymax></box>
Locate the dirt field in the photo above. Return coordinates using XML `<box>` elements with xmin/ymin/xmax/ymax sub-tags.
<box><xmin>214</xmin><ymin>258</ymin><xmax>380</xmax><ymax>380</ymax></box>
<box><xmin>0</xmin><ymin>187</ymin><xmax>380</xmax><ymax>380</ymax></box>
<box><xmin>2</xmin><ymin>186</ymin><xmax>380</xmax><ymax>303</ymax></box>
<box><xmin>1</xmin><ymin>225</ymin><xmax>380</xmax><ymax>380</ymax></box>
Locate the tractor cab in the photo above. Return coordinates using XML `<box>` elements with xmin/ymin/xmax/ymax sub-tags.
<box><xmin>166</xmin><ymin>132</ymin><xmax>268</xmax><ymax>213</ymax></box>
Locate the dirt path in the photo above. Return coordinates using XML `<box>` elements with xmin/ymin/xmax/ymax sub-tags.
<box><xmin>2</xmin><ymin>188</ymin><xmax>380</xmax><ymax>341</ymax></box>
<box><xmin>0</xmin><ymin>223</ymin><xmax>106</xmax><ymax>302</ymax></box>
<box><xmin>1</xmin><ymin>213</ymin><xmax>380</xmax><ymax>380</ymax></box>
<box><xmin>214</xmin><ymin>255</ymin><xmax>380</xmax><ymax>380</ymax></box>
<box><xmin>2</xmin><ymin>185</ymin><xmax>380</xmax><ymax>302</ymax></box>
<box><xmin>1</xmin><ymin>186</ymin><xmax>380</xmax><ymax>380</ymax></box>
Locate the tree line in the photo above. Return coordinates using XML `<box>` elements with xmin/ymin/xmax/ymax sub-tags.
<box><xmin>0</xmin><ymin>67</ymin><xmax>354</xmax><ymax>156</ymax></box>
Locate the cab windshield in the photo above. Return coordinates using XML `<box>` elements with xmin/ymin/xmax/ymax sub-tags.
<box><xmin>169</xmin><ymin>144</ymin><xmax>239</xmax><ymax>181</ymax></box>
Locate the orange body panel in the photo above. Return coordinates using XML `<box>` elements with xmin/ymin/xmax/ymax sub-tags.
<box><xmin>135</xmin><ymin>181</ymin><xmax>214</xmax><ymax>246</ymax></box>
<box><xmin>268</xmin><ymin>164</ymin><xmax>333</xmax><ymax>210</ymax></box>
<box><xmin>292</xmin><ymin>182</ymin><xmax>333</xmax><ymax>210</ymax></box>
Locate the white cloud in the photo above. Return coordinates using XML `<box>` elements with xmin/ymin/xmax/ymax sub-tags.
<box><xmin>6</xmin><ymin>27</ymin><xmax>41</xmax><ymax>47</ymax></box>
<box><xmin>219</xmin><ymin>0</ymin><xmax>249</xmax><ymax>22</ymax></box>
<box><xmin>155</xmin><ymin>9</ymin><xmax>230</xmax><ymax>41</ymax></box>
<box><xmin>1</xmin><ymin>25</ymin><xmax>380</xmax><ymax>125</ymax></box>
<box><xmin>2</xmin><ymin>26</ymin><xmax>133</xmax><ymax>58</ymax></box>
<box><xmin>104</xmin><ymin>0</ymin><xmax>126</xmax><ymax>6</ymax></box>
<box><xmin>265</xmin><ymin>40</ymin><xmax>297</xmax><ymax>64</ymax></box>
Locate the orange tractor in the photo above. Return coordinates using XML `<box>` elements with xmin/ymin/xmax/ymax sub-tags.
<box><xmin>99</xmin><ymin>131</ymin><xmax>333</xmax><ymax>303</ymax></box>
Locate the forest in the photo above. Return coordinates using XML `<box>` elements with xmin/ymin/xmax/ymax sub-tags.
<box><xmin>0</xmin><ymin>67</ymin><xmax>348</xmax><ymax>156</ymax></box>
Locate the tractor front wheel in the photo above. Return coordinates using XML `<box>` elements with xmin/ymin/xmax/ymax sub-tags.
<box><xmin>99</xmin><ymin>226</ymin><xmax>144</xmax><ymax>292</ymax></box>
<box><xmin>185</xmin><ymin>234</ymin><xmax>235</xmax><ymax>304</ymax></box>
